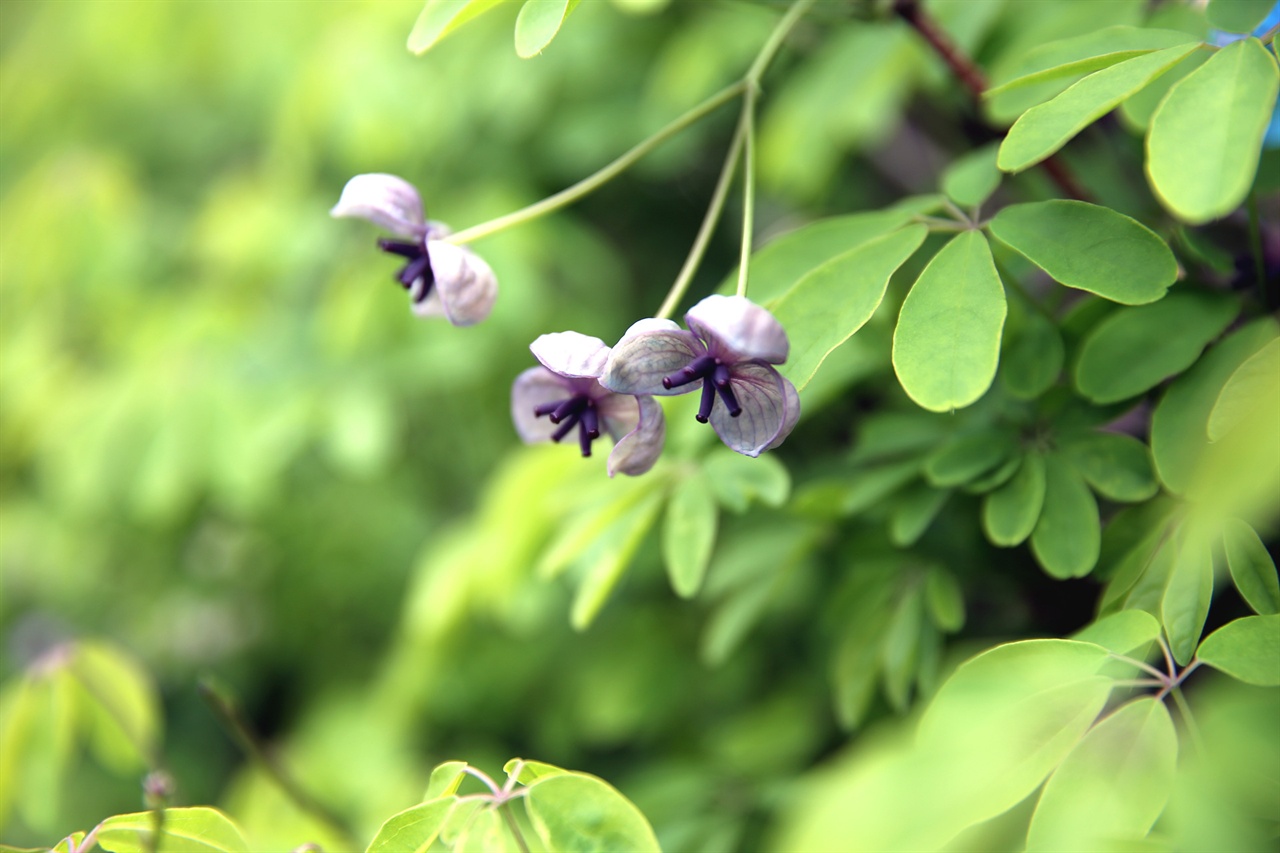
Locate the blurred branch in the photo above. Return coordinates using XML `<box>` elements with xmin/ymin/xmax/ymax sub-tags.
<box><xmin>199</xmin><ymin>677</ymin><xmax>360</xmax><ymax>852</ymax></box>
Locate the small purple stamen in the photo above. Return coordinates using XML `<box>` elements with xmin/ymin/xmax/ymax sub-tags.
<box><xmin>696</xmin><ymin>380</ymin><xmax>716</xmax><ymax>423</ymax></box>
<box><xmin>581</xmin><ymin>405</ymin><xmax>600</xmax><ymax>439</ymax></box>
<box><xmin>715</xmin><ymin>378</ymin><xmax>742</xmax><ymax>417</ymax></box>
<box><xmin>550</xmin><ymin>395</ymin><xmax>588</xmax><ymax>425</ymax></box>
<box><xmin>536</xmin><ymin>393</ymin><xmax>602</xmax><ymax>458</ymax></box>
<box><xmin>663</xmin><ymin>354</ymin><xmax>718</xmax><ymax>390</ymax></box>
<box><xmin>551</xmin><ymin>413</ymin><xmax>580</xmax><ymax>443</ymax></box>
<box><xmin>378</xmin><ymin>237</ymin><xmax>435</xmax><ymax>303</ymax></box>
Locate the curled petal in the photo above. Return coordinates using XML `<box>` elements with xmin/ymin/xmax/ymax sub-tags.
<box><xmin>511</xmin><ymin>367</ymin><xmax>570</xmax><ymax>443</ymax></box>
<box><xmin>765</xmin><ymin>374</ymin><xmax>801</xmax><ymax>451</ymax></box>
<box><xmin>413</xmin><ymin>241</ymin><xmax>498</xmax><ymax>326</ymax></box>
<box><xmin>530</xmin><ymin>332</ymin><xmax>611</xmax><ymax>379</ymax></box>
<box><xmin>600</xmin><ymin>328</ymin><xmax>702</xmax><ymax>396</ymax></box>
<box><xmin>709</xmin><ymin>361</ymin><xmax>787</xmax><ymax>457</ymax></box>
<box><xmin>600</xmin><ymin>394</ymin><xmax>665</xmax><ymax>477</ymax></box>
<box><xmin>686</xmin><ymin>294</ymin><xmax>789</xmax><ymax>364</ymax></box>
<box><xmin>330</xmin><ymin>174</ymin><xmax>426</xmax><ymax>237</ymax></box>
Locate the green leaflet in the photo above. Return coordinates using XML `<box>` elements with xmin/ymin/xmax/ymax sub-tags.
<box><xmin>893</xmin><ymin>231</ymin><xmax>1007</xmax><ymax>412</ymax></box>
<box><xmin>1206</xmin><ymin>0</ymin><xmax>1277</xmax><ymax>32</ymax></box>
<box><xmin>1072</xmin><ymin>609</ymin><xmax>1161</xmax><ymax>656</ymax></box>
<box><xmin>1074</xmin><ymin>291</ymin><xmax>1238</xmax><ymax>403</ymax></box>
<box><xmin>1161</xmin><ymin>523</ymin><xmax>1213</xmax><ymax>666</ymax></box>
<box><xmin>366</xmin><ymin>798</ymin><xmax>458</xmax><ymax>853</ymax></box>
<box><xmin>1001</xmin><ymin>306</ymin><xmax>1065</xmax><ymax>399</ymax></box>
<box><xmin>924</xmin><ymin>566</ymin><xmax>965</xmax><ymax>633</ymax></box>
<box><xmin>772</xmin><ymin>225</ymin><xmax>927</xmax><ymax>392</ymax></box>
<box><xmin>1150</xmin><ymin>317</ymin><xmax>1279</xmax><ymax>495</ymax></box>
<box><xmin>514</xmin><ymin>0</ymin><xmax>581</xmax><ymax>58</ymax></box>
<box><xmin>68</xmin><ymin>643</ymin><xmax>161</xmax><ymax>775</ymax></box>
<box><xmin>1147</xmin><ymin>37</ymin><xmax>1280</xmax><ymax>223</ymax></box>
<box><xmin>983</xmin><ymin>452</ymin><xmax>1045</xmax><ymax>548</ymax></box>
<box><xmin>701</xmin><ymin>447</ymin><xmax>790</xmax><ymax>512</ymax></box>
<box><xmin>1196</xmin><ymin>615</ymin><xmax>1280</xmax><ymax>686</ymax></box>
<box><xmin>662</xmin><ymin>471</ymin><xmax>718</xmax><ymax>598</ymax></box>
<box><xmin>999</xmin><ymin>44</ymin><xmax>1198</xmax><ymax>173</ymax></box>
<box><xmin>989</xmin><ymin>200</ymin><xmax>1178</xmax><ymax>305</ymax></box>
<box><xmin>1031</xmin><ymin>454</ymin><xmax>1100</xmax><ymax>578</ymax></box>
<box><xmin>570</xmin><ymin>490</ymin><xmax>665</xmax><ymax>630</ymax></box>
<box><xmin>881</xmin><ymin>585</ymin><xmax>925</xmax><ymax>713</ymax></box>
<box><xmin>831</xmin><ymin>568</ymin><xmax>897</xmax><ymax>729</ymax></box>
<box><xmin>889</xmin><ymin>484</ymin><xmax>950</xmax><ymax>548</ymax></box>
<box><xmin>1222</xmin><ymin>519</ymin><xmax>1280</xmax><ymax>615</ymax></box>
<box><xmin>96</xmin><ymin>808</ymin><xmax>249</xmax><ymax>853</ymax></box>
<box><xmin>408</xmin><ymin>0</ymin><xmax>510</xmax><ymax>54</ymax></box>
<box><xmin>1026</xmin><ymin>698</ymin><xmax>1177</xmax><ymax>851</ymax></box>
<box><xmin>1207</xmin><ymin>337</ymin><xmax>1280</xmax><ymax>441</ymax></box>
<box><xmin>941</xmin><ymin>143</ymin><xmax>1002</xmax><ymax>208</ymax></box>
<box><xmin>524</xmin><ymin>772</ymin><xmax>661</xmax><ymax>852</ymax></box>
<box><xmin>1059</xmin><ymin>430</ymin><xmax>1158</xmax><ymax>502</ymax></box>
<box><xmin>923</xmin><ymin>429</ymin><xmax>1011</xmax><ymax>488</ymax></box>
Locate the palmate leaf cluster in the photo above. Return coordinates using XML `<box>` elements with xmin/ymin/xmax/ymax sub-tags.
<box><xmin>1</xmin><ymin>0</ymin><xmax>1277</xmax><ymax>851</ymax></box>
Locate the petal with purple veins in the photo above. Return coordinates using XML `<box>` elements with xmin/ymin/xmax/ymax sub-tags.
<box><xmin>709</xmin><ymin>362</ymin><xmax>787</xmax><ymax>457</ymax></box>
<box><xmin>601</xmin><ymin>394</ymin><xmax>665</xmax><ymax>477</ymax></box>
<box><xmin>765</xmin><ymin>374</ymin><xmax>801</xmax><ymax>451</ymax></box>
<box><xmin>330</xmin><ymin>174</ymin><xmax>426</xmax><ymax>237</ymax></box>
<box><xmin>600</xmin><ymin>328</ymin><xmax>703</xmax><ymax>396</ymax></box>
<box><xmin>415</xmin><ymin>241</ymin><xmax>498</xmax><ymax>326</ymax></box>
<box><xmin>531</xmin><ymin>331</ymin><xmax>611</xmax><ymax>379</ymax></box>
<box><xmin>511</xmin><ymin>367</ymin><xmax>571</xmax><ymax>443</ymax></box>
<box><xmin>686</xmin><ymin>295</ymin><xmax>789</xmax><ymax>364</ymax></box>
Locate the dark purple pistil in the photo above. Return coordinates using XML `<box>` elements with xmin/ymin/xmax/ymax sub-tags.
<box><xmin>663</xmin><ymin>356</ymin><xmax>741</xmax><ymax>423</ymax></box>
<box><xmin>535</xmin><ymin>393</ymin><xmax>601</xmax><ymax>457</ymax></box>
<box><xmin>378</xmin><ymin>238</ymin><xmax>434</xmax><ymax>304</ymax></box>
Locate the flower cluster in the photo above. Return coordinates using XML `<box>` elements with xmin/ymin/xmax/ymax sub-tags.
<box><xmin>333</xmin><ymin>176</ymin><xmax>798</xmax><ymax>475</ymax></box>
<box><xmin>331</xmin><ymin>174</ymin><xmax>497</xmax><ymax>326</ymax></box>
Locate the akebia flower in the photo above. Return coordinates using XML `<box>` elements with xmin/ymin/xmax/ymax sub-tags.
<box><xmin>512</xmin><ymin>332</ymin><xmax>665</xmax><ymax>477</ymax></box>
<box><xmin>600</xmin><ymin>295</ymin><xmax>799</xmax><ymax>457</ymax></box>
<box><xmin>331</xmin><ymin>173</ymin><xmax>497</xmax><ymax>326</ymax></box>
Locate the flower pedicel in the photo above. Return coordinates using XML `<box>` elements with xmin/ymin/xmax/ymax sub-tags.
<box><xmin>331</xmin><ymin>173</ymin><xmax>497</xmax><ymax>326</ymax></box>
<box><xmin>601</xmin><ymin>295</ymin><xmax>799</xmax><ymax>457</ymax></box>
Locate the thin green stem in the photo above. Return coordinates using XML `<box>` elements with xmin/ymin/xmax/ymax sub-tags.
<box><xmin>501</xmin><ymin>804</ymin><xmax>532</xmax><ymax>853</ymax></box>
<box><xmin>445</xmin><ymin>82</ymin><xmax>745</xmax><ymax>246</ymax></box>
<box><xmin>1169</xmin><ymin>685</ymin><xmax>1205</xmax><ymax>756</ymax></box>
<box><xmin>655</xmin><ymin>118</ymin><xmax>746</xmax><ymax>320</ymax></box>
<box><xmin>745</xmin><ymin>0</ymin><xmax>815</xmax><ymax>85</ymax></box>
<box><xmin>736</xmin><ymin>90</ymin><xmax>757</xmax><ymax>299</ymax></box>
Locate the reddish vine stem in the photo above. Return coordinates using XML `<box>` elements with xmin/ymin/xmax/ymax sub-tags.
<box><xmin>891</xmin><ymin>0</ymin><xmax>1092</xmax><ymax>202</ymax></box>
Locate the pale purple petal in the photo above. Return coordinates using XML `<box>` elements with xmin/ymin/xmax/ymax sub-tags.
<box><xmin>330</xmin><ymin>174</ymin><xmax>426</xmax><ymax>237</ymax></box>
<box><xmin>765</xmin><ymin>374</ymin><xmax>800</xmax><ymax>451</ymax></box>
<box><xmin>622</xmin><ymin>318</ymin><xmax>683</xmax><ymax>337</ymax></box>
<box><xmin>709</xmin><ymin>361</ymin><xmax>787</xmax><ymax>457</ymax></box>
<box><xmin>600</xmin><ymin>394</ymin><xmax>665</xmax><ymax>477</ymax></box>
<box><xmin>600</xmin><ymin>328</ymin><xmax>702</xmax><ymax>396</ymax></box>
<box><xmin>413</xmin><ymin>241</ymin><xmax>497</xmax><ymax>326</ymax></box>
<box><xmin>530</xmin><ymin>332</ymin><xmax>611</xmax><ymax>379</ymax></box>
<box><xmin>511</xmin><ymin>367</ymin><xmax>570</xmax><ymax>443</ymax></box>
<box><xmin>686</xmin><ymin>295</ymin><xmax>788</xmax><ymax>364</ymax></box>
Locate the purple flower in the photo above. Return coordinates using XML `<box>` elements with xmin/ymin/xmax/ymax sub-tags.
<box><xmin>600</xmin><ymin>295</ymin><xmax>799</xmax><ymax>457</ymax></box>
<box><xmin>512</xmin><ymin>331</ymin><xmax>665</xmax><ymax>477</ymax></box>
<box><xmin>331</xmin><ymin>174</ymin><xmax>497</xmax><ymax>326</ymax></box>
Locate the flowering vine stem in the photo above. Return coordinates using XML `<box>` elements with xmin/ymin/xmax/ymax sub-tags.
<box><xmin>458</xmin><ymin>765</ymin><xmax>531</xmax><ymax>853</ymax></box>
<box><xmin>443</xmin><ymin>82</ymin><xmax>746</xmax><ymax>246</ymax></box>
<box><xmin>890</xmin><ymin>0</ymin><xmax>1091</xmax><ymax>203</ymax></box>
<box><xmin>1108</xmin><ymin>636</ymin><xmax>1205</xmax><ymax>752</ymax></box>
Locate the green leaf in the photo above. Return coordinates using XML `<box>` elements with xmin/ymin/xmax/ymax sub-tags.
<box><xmin>1206</xmin><ymin>0</ymin><xmax>1276</xmax><ymax>32</ymax></box>
<box><xmin>536</xmin><ymin>477</ymin><xmax>658</xmax><ymax>579</ymax></box>
<box><xmin>1196</xmin><ymin>614</ymin><xmax>1280</xmax><ymax>685</ymax></box>
<box><xmin>424</xmin><ymin>761</ymin><xmax>469</xmax><ymax>800</ymax></box>
<box><xmin>1060</xmin><ymin>431</ymin><xmax>1158</xmax><ymax>502</ymax></box>
<box><xmin>1072</xmin><ymin>610</ymin><xmax>1161</xmax><ymax>656</ymax></box>
<box><xmin>961</xmin><ymin>454</ymin><xmax>1022</xmax><ymax>495</ymax></box>
<box><xmin>1222</xmin><ymin>519</ymin><xmax>1280</xmax><ymax>615</ymax></box>
<box><xmin>925</xmin><ymin>566</ymin><xmax>965</xmax><ymax>633</ymax></box>
<box><xmin>570</xmin><ymin>490</ymin><xmax>664</xmax><ymax>630</ymax></box>
<box><xmin>998</xmin><ymin>45</ymin><xmax>1199</xmax><ymax>173</ymax></box>
<box><xmin>1147</xmin><ymin>37</ymin><xmax>1280</xmax><ymax>223</ymax></box>
<box><xmin>889</xmin><ymin>485</ymin><xmax>950</xmax><ymax>548</ymax></box>
<box><xmin>503</xmin><ymin>758</ymin><xmax>565</xmax><ymax>785</ymax></box>
<box><xmin>941</xmin><ymin>143</ymin><xmax>1002</xmax><ymax>208</ymax></box>
<box><xmin>983</xmin><ymin>452</ymin><xmax>1046</xmax><ymax>547</ymax></box>
<box><xmin>1208</xmin><ymin>337</ymin><xmax>1280</xmax><ymax>441</ymax></box>
<box><xmin>1026</xmin><ymin>698</ymin><xmax>1177</xmax><ymax>852</ymax></box>
<box><xmin>732</xmin><ymin>209</ymin><xmax>916</xmax><ymax>305</ymax></box>
<box><xmin>772</xmin><ymin>225</ymin><xmax>926</xmax><ymax>392</ymax></box>
<box><xmin>69</xmin><ymin>642</ymin><xmax>160</xmax><ymax>773</ymax></box>
<box><xmin>793</xmin><ymin>458</ymin><xmax>920</xmax><ymax>518</ymax></box>
<box><xmin>1074</xmin><ymin>292</ymin><xmax>1238</xmax><ymax>403</ymax></box>
<box><xmin>1001</xmin><ymin>307</ymin><xmax>1065</xmax><ymax>399</ymax></box>
<box><xmin>831</xmin><ymin>571</ymin><xmax>896</xmax><ymax>729</ymax></box>
<box><xmin>514</xmin><ymin>0</ymin><xmax>579</xmax><ymax>58</ymax></box>
<box><xmin>893</xmin><ymin>231</ymin><xmax>1007</xmax><ymax>412</ymax></box>
<box><xmin>451</xmin><ymin>805</ymin><xmax>510</xmax><ymax>852</ymax></box>
<box><xmin>367</xmin><ymin>798</ymin><xmax>459</xmax><ymax>853</ymax></box>
<box><xmin>407</xmin><ymin>0</ymin><xmax>509</xmax><ymax>55</ymax></box>
<box><xmin>989</xmin><ymin>200</ymin><xmax>1178</xmax><ymax>305</ymax></box>
<box><xmin>524</xmin><ymin>772</ymin><xmax>661</xmax><ymax>853</ymax></box>
<box><xmin>662</xmin><ymin>472</ymin><xmax>718</xmax><ymax>598</ymax></box>
<box><xmin>923</xmin><ymin>429</ymin><xmax>1011</xmax><ymax>488</ymax></box>
<box><xmin>1150</xmin><ymin>318</ymin><xmax>1278</xmax><ymax>494</ymax></box>
<box><xmin>701</xmin><ymin>447</ymin><xmax>790</xmax><ymax>512</ymax></box>
<box><xmin>1161</xmin><ymin>524</ymin><xmax>1214</xmax><ymax>666</ymax></box>
<box><xmin>97</xmin><ymin>808</ymin><xmax>248</xmax><ymax>853</ymax></box>
<box><xmin>1031</xmin><ymin>454</ymin><xmax>1100</xmax><ymax>578</ymax></box>
<box><xmin>881</xmin><ymin>587</ymin><xmax>924</xmax><ymax>712</ymax></box>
